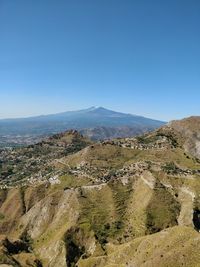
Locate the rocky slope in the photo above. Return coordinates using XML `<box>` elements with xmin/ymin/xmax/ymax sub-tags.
<box><xmin>169</xmin><ymin>116</ymin><xmax>200</xmax><ymax>159</ymax></box>
<box><xmin>0</xmin><ymin>117</ymin><xmax>200</xmax><ymax>266</ymax></box>
<box><xmin>80</xmin><ymin>125</ymin><xmax>156</xmax><ymax>141</ymax></box>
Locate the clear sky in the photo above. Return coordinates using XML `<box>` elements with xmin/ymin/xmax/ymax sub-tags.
<box><xmin>0</xmin><ymin>0</ymin><xmax>200</xmax><ymax>121</ymax></box>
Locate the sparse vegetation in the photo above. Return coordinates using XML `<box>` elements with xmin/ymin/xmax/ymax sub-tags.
<box><xmin>0</xmin><ymin>213</ymin><xmax>4</xmax><ymax>220</ymax></box>
<box><xmin>162</xmin><ymin>162</ymin><xmax>178</xmax><ymax>174</ymax></box>
<box><xmin>0</xmin><ymin>119</ymin><xmax>199</xmax><ymax>266</ymax></box>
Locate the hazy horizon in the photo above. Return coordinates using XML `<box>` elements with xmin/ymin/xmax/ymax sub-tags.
<box><xmin>0</xmin><ymin>106</ymin><xmax>168</xmax><ymax>122</ymax></box>
<box><xmin>0</xmin><ymin>104</ymin><xmax>198</xmax><ymax>122</ymax></box>
<box><xmin>1</xmin><ymin>0</ymin><xmax>200</xmax><ymax>121</ymax></box>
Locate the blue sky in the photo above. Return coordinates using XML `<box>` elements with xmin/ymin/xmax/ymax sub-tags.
<box><xmin>0</xmin><ymin>0</ymin><xmax>200</xmax><ymax>121</ymax></box>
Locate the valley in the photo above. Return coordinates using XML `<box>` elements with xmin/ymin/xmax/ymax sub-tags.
<box><xmin>0</xmin><ymin>107</ymin><xmax>165</xmax><ymax>147</ymax></box>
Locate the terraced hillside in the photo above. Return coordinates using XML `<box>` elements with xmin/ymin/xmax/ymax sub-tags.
<box><xmin>0</xmin><ymin>117</ymin><xmax>200</xmax><ymax>267</ymax></box>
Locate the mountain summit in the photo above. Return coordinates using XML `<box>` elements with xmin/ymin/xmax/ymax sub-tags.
<box><xmin>0</xmin><ymin>107</ymin><xmax>165</xmax><ymax>146</ymax></box>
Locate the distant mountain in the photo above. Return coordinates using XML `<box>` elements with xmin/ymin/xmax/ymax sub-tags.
<box><xmin>0</xmin><ymin>107</ymin><xmax>165</xmax><ymax>146</ymax></box>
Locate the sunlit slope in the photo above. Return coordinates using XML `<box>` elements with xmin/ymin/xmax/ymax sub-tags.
<box><xmin>0</xmin><ymin>117</ymin><xmax>200</xmax><ymax>266</ymax></box>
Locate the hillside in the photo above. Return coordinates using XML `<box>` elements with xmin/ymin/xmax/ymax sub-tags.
<box><xmin>0</xmin><ymin>107</ymin><xmax>165</xmax><ymax>146</ymax></box>
<box><xmin>169</xmin><ymin>116</ymin><xmax>200</xmax><ymax>159</ymax></box>
<box><xmin>0</xmin><ymin>130</ymin><xmax>92</xmax><ymax>188</ymax></box>
<box><xmin>0</xmin><ymin>117</ymin><xmax>200</xmax><ymax>266</ymax></box>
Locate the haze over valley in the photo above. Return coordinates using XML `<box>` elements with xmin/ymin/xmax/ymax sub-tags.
<box><xmin>0</xmin><ymin>107</ymin><xmax>165</xmax><ymax>147</ymax></box>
